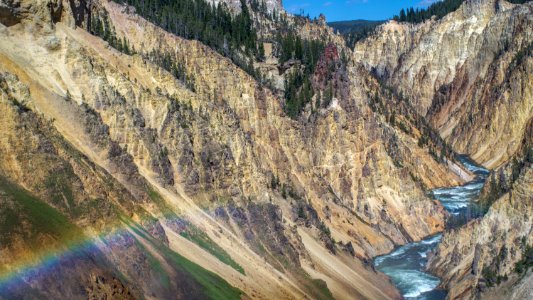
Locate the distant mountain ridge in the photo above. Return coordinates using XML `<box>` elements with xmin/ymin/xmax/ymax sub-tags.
<box><xmin>327</xmin><ymin>19</ymin><xmax>385</xmax><ymax>34</ymax></box>
<box><xmin>328</xmin><ymin>19</ymin><xmax>385</xmax><ymax>48</ymax></box>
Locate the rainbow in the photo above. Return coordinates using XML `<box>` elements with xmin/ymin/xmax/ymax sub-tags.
<box><xmin>0</xmin><ymin>219</ymin><xmax>147</xmax><ymax>294</ymax></box>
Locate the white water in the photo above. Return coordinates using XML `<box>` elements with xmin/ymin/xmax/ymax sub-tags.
<box><xmin>374</xmin><ymin>156</ymin><xmax>489</xmax><ymax>299</ymax></box>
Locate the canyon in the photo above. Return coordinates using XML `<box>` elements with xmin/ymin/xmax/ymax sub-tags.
<box><xmin>0</xmin><ymin>0</ymin><xmax>531</xmax><ymax>299</ymax></box>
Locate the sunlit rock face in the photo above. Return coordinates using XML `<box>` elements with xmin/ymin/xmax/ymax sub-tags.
<box><xmin>354</xmin><ymin>1</ymin><xmax>533</xmax><ymax>299</ymax></box>
<box><xmin>0</xmin><ymin>0</ymin><xmax>460</xmax><ymax>298</ymax></box>
<box><xmin>206</xmin><ymin>0</ymin><xmax>283</xmax><ymax>13</ymax></box>
<box><xmin>354</xmin><ymin>0</ymin><xmax>533</xmax><ymax>169</ymax></box>
<box><xmin>428</xmin><ymin>118</ymin><xmax>533</xmax><ymax>300</ymax></box>
<box><xmin>0</xmin><ymin>0</ymin><xmax>531</xmax><ymax>299</ymax></box>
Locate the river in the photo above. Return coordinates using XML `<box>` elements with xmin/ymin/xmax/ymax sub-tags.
<box><xmin>373</xmin><ymin>156</ymin><xmax>490</xmax><ymax>299</ymax></box>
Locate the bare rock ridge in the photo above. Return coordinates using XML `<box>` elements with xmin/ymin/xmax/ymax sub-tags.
<box><xmin>428</xmin><ymin>119</ymin><xmax>533</xmax><ymax>300</ymax></box>
<box><xmin>0</xmin><ymin>0</ymin><xmax>531</xmax><ymax>299</ymax></box>
<box><xmin>354</xmin><ymin>0</ymin><xmax>532</xmax><ymax>169</ymax></box>
<box><xmin>353</xmin><ymin>0</ymin><xmax>533</xmax><ymax>299</ymax></box>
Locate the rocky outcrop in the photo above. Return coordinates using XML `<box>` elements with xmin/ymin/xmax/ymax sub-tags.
<box><xmin>428</xmin><ymin>119</ymin><xmax>533</xmax><ymax>300</ymax></box>
<box><xmin>428</xmin><ymin>164</ymin><xmax>533</xmax><ymax>299</ymax></box>
<box><xmin>351</xmin><ymin>1</ymin><xmax>533</xmax><ymax>299</ymax></box>
<box><xmin>92</xmin><ymin>0</ymin><xmax>460</xmax><ymax>252</ymax></box>
<box><xmin>354</xmin><ymin>0</ymin><xmax>505</xmax><ymax>115</ymax></box>
<box><xmin>0</xmin><ymin>72</ymin><xmax>235</xmax><ymax>300</ymax></box>
<box><xmin>427</xmin><ymin>4</ymin><xmax>532</xmax><ymax>168</ymax></box>
<box><xmin>354</xmin><ymin>0</ymin><xmax>533</xmax><ymax>169</ymax></box>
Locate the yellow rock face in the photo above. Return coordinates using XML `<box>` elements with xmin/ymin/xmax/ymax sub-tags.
<box><xmin>354</xmin><ymin>1</ymin><xmax>533</xmax><ymax>298</ymax></box>
<box><xmin>354</xmin><ymin>0</ymin><xmax>533</xmax><ymax>170</ymax></box>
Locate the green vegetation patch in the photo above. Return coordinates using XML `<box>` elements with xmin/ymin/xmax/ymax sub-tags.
<box><xmin>515</xmin><ymin>239</ymin><xmax>533</xmax><ymax>275</ymax></box>
<box><xmin>393</xmin><ymin>0</ymin><xmax>532</xmax><ymax>24</ymax></box>
<box><xmin>43</xmin><ymin>171</ymin><xmax>76</xmax><ymax>212</ymax></box>
<box><xmin>292</xmin><ymin>271</ymin><xmax>334</xmax><ymax>300</ymax></box>
<box><xmin>127</xmin><ymin>220</ymin><xmax>243</xmax><ymax>300</ymax></box>
<box><xmin>180</xmin><ymin>224</ymin><xmax>245</xmax><ymax>275</ymax></box>
<box><xmin>0</xmin><ymin>176</ymin><xmax>83</xmax><ymax>253</ymax></box>
<box><xmin>120</xmin><ymin>0</ymin><xmax>259</xmax><ymax>76</ymax></box>
<box><xmin>161</xmin><ymin>242</ymin><xmax>243</xmax><ymax>300</ymax></box>
<box><xmin>133</xmin><ymin>239</ymin><xmax>171</xmax><ymax>289</ymax></box>
<box><xmin>148</xmin><ymin>187</ymin><xmax>178</xmax><ymax>219</ymax></box>
<box><xmin>309</xmin><ymin>278</ymin><xmax>335</xmax><ymax>300</ymax></box>
<box><xmin>90</xmin><ymin>9</ymin><xmax>134</xmax><ymax>55</ymax></box>
<box><xmin>148</xmin><ymin>188</ymin><xmax>244</xmax><ymax>275</ymax></box>
<box><xmin>393</xmin><ymin>0</ymin><xmax>464</xmax><ymax>24</ymax></box>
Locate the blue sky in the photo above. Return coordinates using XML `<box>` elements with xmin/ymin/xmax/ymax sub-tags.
<box><xmin>283</xmin><ymin>0</ymin><xmax>441</xmax><ymax>22</ymax></box>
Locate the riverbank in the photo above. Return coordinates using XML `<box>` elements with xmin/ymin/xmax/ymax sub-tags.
<box><xmin>374</xmin><ymin>156</ymin><xmax>489</xmax><ymax>299</ymax></box>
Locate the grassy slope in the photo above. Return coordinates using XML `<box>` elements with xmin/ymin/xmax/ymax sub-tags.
<box><xmin>0</xmin><ymin>176</ymin><xmax>83</xmax><ymax>249</ymax></box>
<box><xmin>148</xmin><ymin>189</ymin><xmax>245</xmax><ymax>275</ymax></box>
<box><xmin>0</xmin><ymin>176</ymin><xmax>84</xmax><ymax>277</ymax></box>
<box><xmin>128</xmin><ymin>221</ymin><xmax>244</xmax><ymax>300</ymax></box>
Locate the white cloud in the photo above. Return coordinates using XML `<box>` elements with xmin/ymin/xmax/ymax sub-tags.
<box><xmin>287</xmin><ymin>3</ymin><xmax>310</xmax><ymax>13</ymax></box>
<box><xmin>345</xmin><ymin>0</ymin><xmax>368</xmax><ymax>5</ymax></box>
<box><xmin>417</xmin><ymin>0</ymin><xmax>441</xmax><ymax>7</ymax></box>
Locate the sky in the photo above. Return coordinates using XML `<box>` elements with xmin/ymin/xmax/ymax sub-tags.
<box><xmin>282</xmin><ymin>0</ymin><xmax>441</xmax><ymax>22</ymax></box>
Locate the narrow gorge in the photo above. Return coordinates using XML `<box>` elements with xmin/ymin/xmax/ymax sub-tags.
<box><xmin>375</xmin><ymin>156</ymin><xmax>489</xmax><ymax>299</ymax></box>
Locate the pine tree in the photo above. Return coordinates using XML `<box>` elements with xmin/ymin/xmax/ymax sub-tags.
<box><xmin>258</xmin><ymin>42</ymin><xmax>265</xmax><ymax>61</ymax></box>
<box><xmin>121</xmin><ymin>0</ymin><xmax>260</xmax><ymax>76</ymax></box>
<box><xmin>394</xmin><ymin>0</ymin><xmax>474</xmax><ymax>24</ymax></box>
<box><xmin>399</xmin><ymin>9</ymin><xmax>406</xmax><ymax>22</ymax></box>
<box><xmin>122</xmin><ymin>37</ymin><xmax>130</xmax><ymax>55</ymax></box>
